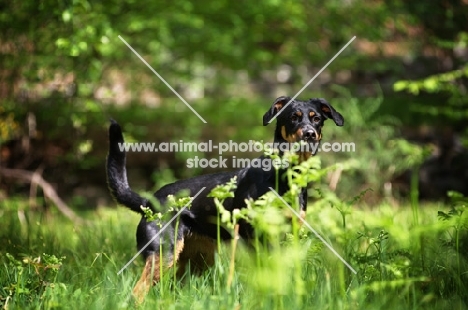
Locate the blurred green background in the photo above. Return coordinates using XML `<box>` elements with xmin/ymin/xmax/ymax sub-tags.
<box><xmin>0</xmin><ymin>0</ymin><xmax>467</xmax><ymax>208</ymax></box>
<box><xmin>1</xmin><ymin>1</ymin><xmax>468</xmax><ymax>309</ymax></box>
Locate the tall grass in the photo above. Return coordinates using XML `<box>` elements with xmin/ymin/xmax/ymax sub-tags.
<box><xmin>1</xmin><ymin>187</ymin><xmax>466</xmax><ymax>309</ymax></box>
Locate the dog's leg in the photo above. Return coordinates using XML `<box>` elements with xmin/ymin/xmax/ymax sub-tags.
<box><xmin>132</xmin><ymin>238</ymin><xmax>185</xmax><ymax>303</ymax></box>
<box><xmin>132</xmin><ymin>254</ymin><xmax>159</xmax><ymax>303</ymax></box>
<box><xmin>298</xmin><ymin>209</ymin><xmax>307</xmax><ymax>228</ymax></box>
<box><xmin>300</xmin><ymin>209</ymin><xmax>307</xmax><ymax>221</ymax></box>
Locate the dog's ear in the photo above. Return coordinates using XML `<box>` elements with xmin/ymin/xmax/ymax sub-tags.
<box><xmin>317</xmin><ymin>98</ymin><xmax>344</xmax><ymax>126</ymax></box>
<box><xmin>263</xmin><ymin>96</ymin><xmax>291</xmax><ymax>126</ymax></box>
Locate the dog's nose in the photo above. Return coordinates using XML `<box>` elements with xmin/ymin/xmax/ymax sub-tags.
<box><xmin>303</xmin><ymin>130</ymin><xmax>317</xmax><ymax>140</ymax></box>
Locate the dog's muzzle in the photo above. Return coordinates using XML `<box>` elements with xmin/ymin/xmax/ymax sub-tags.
<box><xmin>302</xmin><ymin>128</ymin><xmax>320</xmax><ymax>142</ymax></box>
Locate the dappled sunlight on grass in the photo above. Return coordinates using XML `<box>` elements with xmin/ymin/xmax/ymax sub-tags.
<box><xmin>1</xmin><ymin>196</ymin><xmax>466</xmax><ymax>309</ymax></box>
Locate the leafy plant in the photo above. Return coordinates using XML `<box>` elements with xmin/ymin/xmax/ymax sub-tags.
<box><xmin>439</xmin><ymin>191</ymin><xmax>468</xmax><ymax>261</ymax></box>
<box><xmin>1</xmin><ymin>253</ymin><xmax>66</xmax><ymax>307</ymax></box>
<box><xmin>324</xmin><ymin>85</ymin><xmax>430</xmax><ymax>200</ymax></box>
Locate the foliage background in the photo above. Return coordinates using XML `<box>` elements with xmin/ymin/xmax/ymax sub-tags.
<box><xmin>0</xmin><ymin>0</ymin><xmax>467</xmax><ymax>309</ymax></box>
<box><xmin>1</xmin><ymin>0</ymin><xmax>467</xmax><ymax>196</ymax></box>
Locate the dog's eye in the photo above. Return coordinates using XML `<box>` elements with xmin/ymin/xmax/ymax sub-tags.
<box><xmin>291</xmin><ymin>115</ymin><xmax>299</xmax><ymax>121</ymax></box>
<box><xmin>312</xmin><ymin>116</ymin><xmax>321</xmax><ymax>123</ymax></box>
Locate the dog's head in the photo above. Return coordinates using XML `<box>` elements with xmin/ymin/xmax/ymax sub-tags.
<box><xmin>263</xmin><ymin>96</ymin><xmax>344</xmax><ymax>158</ymax></box>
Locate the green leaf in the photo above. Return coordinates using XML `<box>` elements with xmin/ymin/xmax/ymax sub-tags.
<box><xmin>62</xmin><ymin>10</ymin><xmax>72</xmax><ymax>23</ymax></box>
<box><xmin>393</xmin><ymin>80</ymin><xmax>408</xmax><ymax>92</ymax></box>
<box><xmin>423</xmin><ymin>78</ymin><xmax>438</xmax><ymax>92</ymax></box>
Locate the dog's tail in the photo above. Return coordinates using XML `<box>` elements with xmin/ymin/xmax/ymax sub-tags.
<box><xmin>106</xmin><ymin>120</ymin><xmax>149</xmax><ymax>214</ymax></box>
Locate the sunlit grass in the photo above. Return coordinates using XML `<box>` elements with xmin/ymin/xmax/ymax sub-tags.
<box><xmin>0</xmin><ymin>197</ymin><xmax>466</xmax><ymax>309</ymax></box>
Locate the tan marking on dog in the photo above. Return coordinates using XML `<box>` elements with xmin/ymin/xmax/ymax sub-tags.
<box><xmin>167</xmin><ymin>239</ymin><xmax>185</xmax><ymax>268</ymax></box>
<box><xmin>133</xmin><ymin>238</ymin><xmax>185</xmax><ymax>303</ymax></box>
<box><xmin>298</xmin><ymin>210</ymin><xmax>307</xmax><ymax>227</ymax></box>
<box><xmin>309</xmin><ymin>111</ymin><xmax>315</xmax><ymax>118</ymax></box>
<box><xmin>297</xmin><ymin>151</ymin><xmax>312</xmax><ymax>163</ymax></box>
<box><xmin>274</xmin><ymin>102</ymin><xmax>283</xmax><ymax>112</ymax></box>
<box><xmin>281</xmin><ymin>126</ymin><xmax>297</xmax><ymax>143</ymax></box>
<box><xmin>133</xmin><ymin>254</ymin><xmax>160</xmax><ymax>304</ymax></box>
<box><xmin>317</xmin><ymin>126</ymin><xmax>323</xmax><ymax>141</ymax></box>
<box><xmin>321</xmin><ymin>106</ymin><xmax>331</xmax><ymax>113</ymax></box>
<box><xmin>300</xmin><ymin>210</ymin><xmax>306</xmax><ymax>220</ymax></box>
<box><xmin>295</xmin><ymin>128</ymin><xmax>303</xmax><ymax>139</ymax></box>
<box><xmin>295</xmin><ymin>111</ymin><xmax>302</xmax><ymax>117</ymax></box>
<box><xmin>296</xmin><ymin>127</ymin><xmax>312</xmax><ymax>162</ymax></box>
<box><xmin>282</xmin><ymin>127</ymin><xmax>315</xmax><ymax>162</ymax></box>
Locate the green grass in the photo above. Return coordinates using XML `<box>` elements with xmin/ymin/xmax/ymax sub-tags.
<box><xmin>0</xmin><ymin>197</ymin><xmax>467</xmax><ymax>309</ymax></box>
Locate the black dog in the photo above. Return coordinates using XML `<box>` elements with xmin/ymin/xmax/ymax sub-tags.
<box><xmin>106</xmin><ymin>96</ymin><xmax>343</xmax><ymax>301</ymax></box>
